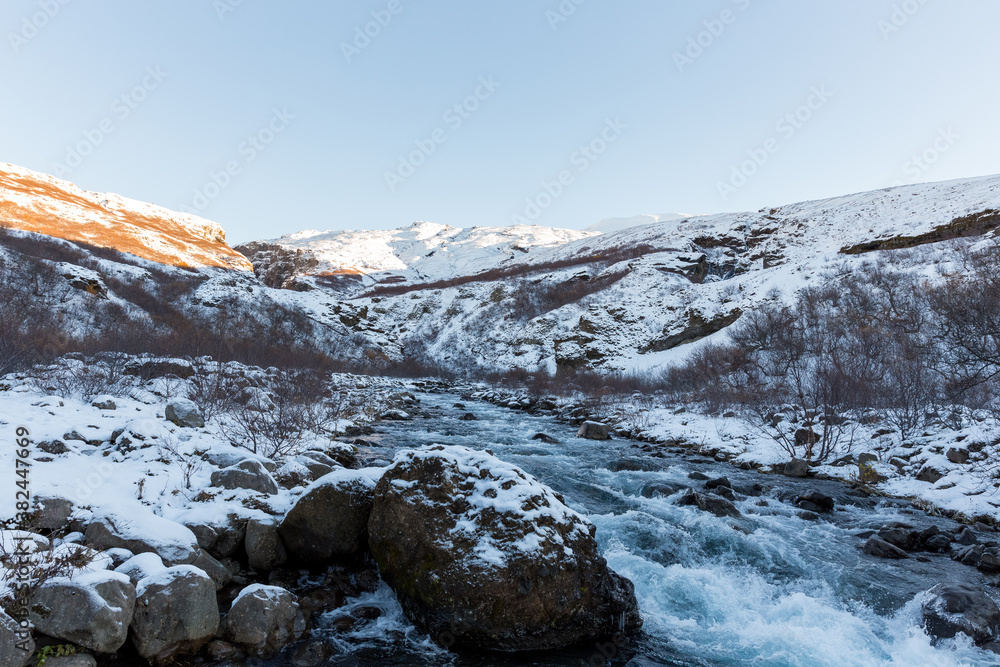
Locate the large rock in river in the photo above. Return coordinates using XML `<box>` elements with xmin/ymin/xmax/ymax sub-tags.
<box><xmin>368</xmin><ymin>445</ymin><xmax>642</xmax><ymax>651</ymax></box>
<box><xmin>921</xmin><ymin>583</ymin><xmax>1000</xmax><ymax>646</ymax></box>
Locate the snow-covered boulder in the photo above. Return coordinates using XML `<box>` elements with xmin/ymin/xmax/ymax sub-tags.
<box><xmin>577</xmin><ymin>421</ymin><xmax>611</xmax><ymax>440</ymax></box>
<box><xmin>85</xmin><ymin>512</ymin><xmax>200</xmax><ymax>566</ymax></box>
<box><xmin>367</xmin><ymin>445</ymin><xmax>642</xmax><ymax>651</ymax></box>
<box><xmin>211</xmin><ymin>459</ymin><xmax>279</xmax><ymax>495</ymax></box>
<box><xmin>130</xmin><ymin>565</ymin><xmax>220</xmax><ymax>666</ymax></box>
<box><xmin>0</xmin><ymin>609</ymin><xmax>33</xmax><ymax>667</ymax></box>
<box><xmin>221</xmin><ymin>584</ymin><xmax>306</xmax><ymax>658</ymax></box>
<box><xmin>278</xmin><ymin>469</ymin><xmax>377</xmax><ymax>561</ymax></box>
<box><xmin>922</xmin><ymin>583</ymin><xmax>1000</xmax><ymax>646</ymax></box>
<box><xmin>164</xmin><ymin>399</ymin><xmax>205</xmax><ymax>428</ymax></box>
<box><xmin>29</xmin><ymin>570</ymin><xmax>136</xmax><ymax>653</ymax></box>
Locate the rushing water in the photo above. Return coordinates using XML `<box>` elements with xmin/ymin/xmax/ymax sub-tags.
<box><xmin>305</xmin><ymin>392</ymin><xmax>1000</xmax><ymax>667</ymax></box>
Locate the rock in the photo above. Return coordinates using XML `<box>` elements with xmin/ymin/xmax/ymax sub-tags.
<box><xmin>91</xmin><ymin>397</ymin><xmax>117</xmax><ymax>411</ymax></box>
<box><xmin>279</xmin><ymin>469</ymin><xmax>376</xmax><ymax>561</ymax></box>
<box><xmin>955</xmin><ymin>526</ymin><xmax>979</xmax><ymax>546</ymax></box>
<box><xmin>191</xmin><ymin>549</ymin><xmax>233</xmax><ymax>590</ymax></box>
<box><xmin>34</xmin><ymin>495</ymin><xmax>74</xmax><ymax>532</ymax></box>
<box><xmin>294</xmin><ymin>455</ymin><xmax>335</xmax><ymax>480</ymax></box>
<box><xmin>211</xmin><ymin>459</ymin><xmax>279</xmax><ymax>495</ymax></box>
<box><xmin>858</xmin><ymin>453</ymin><xmax>878</xmax><ymax>466</ymax></box>
<box><xmin>221</xmin><ymin>584</ymin><xmax>306</xmax><ymax>658</ymax></box>
<box><xmin>639</xmin><ymin>483</ymin><xmax>685</xmax><ymax>499</ymax></box>
<box><xmin>783</xmin><ymin>459</ymin><xmax>810</xmax><ymax>478</ymax></box>
<box><xmin>164</xmin><ymin>399</ymin><xmax>205</xmax><ymax>428</ymax></box>
<box><xmin>115</xmin><ymin>552</ymin><xmax>168</xmax><ymax>586</ymax></box>
<box><xmin>795</xmin><ymin>490</ymin><xmax>834</xmax><ymax>513</ymax></box>
<box><xmin>862</xmin><ymin>536</ymin><xmax>908</xmax><ymax>559</ymax></box>
<box><xmin>379</xmin><ymin>409</ymin><xmax>410</xmax><ymax>421</ymax></box>
<box><xmin>368</xmin><ymin>445</ymin><xmax>642</xmax><ymax>651</ymax></box>
<box><xmin>704</xmin><ymin>477</ymin><xmax>732</xmax><ymax>491</ymax></box>
<box><xmin>877</xmin><ymin>527</ymin><xmax>914</xmax><ymax>551</ymax></box>
<box><xmin>531</xmin><ymin>433</ymin><xmax>560</xmax><ymax>444</ymax></box>
<box><xmin>954</xmin><ymin>545</ymin><xmax>984</xmax><ymax>568</ymax></box>
<box><xmin>916</xmin><ymin>466</ymin><xmax>944</xmax><ymax>484</ymax></box>
<box><xmin>299</xmin><ymin>451</ymin><xmax>340</xmax><ymax>468</ymax></box>
<box><xmin>979</xmin><ymin>548</ymin><xmax>1000</xmax><ymax>574</ymax></box>
<box><xmin>925</xmin><ymin>534</ymin><xmax>953</xmax><ymax>553</ymax></box>
<box><xmin>130</xmin><ymin>565</ymin><xmax>220</xmax><ymax>666</ymax></box>
<box><xmin>84</xmin><ymin>513</ymin><xmax>200</xmax><ymax>565</ymax></box>
<box><xmin>676</xmin><ymin>489</ymin><xmax>742</xmax><ymax>519</ymax></box>
<box><xmin>577</xmin><ymin>421</ymin><xmax>611</xmax><ymax>440</ymax></box>
<box><xmin>947</xmin><ymin>448</ymin><xmax>971</xmax><ymax>464</ymax></box>
<box><xmin>797</xmin><ymin>510</ymin><xmax>820</xmax><ymax>521</ymax></box>
<box><xmin>687</xmin><ymin>472</ymin><xmax>710</xmax><ymax>481</ymax></box>
<box><xmin>205</xmin><ymin>640</ymin><xmax>241</xmax><ymax>662</ymax></box>
<box><xmin>184</xmin><ymin>515</ymin><xmax>246</xmax><ymax>559</ymax></box>
<box><xmin>922</xmin><ymin>583</ymin><xmax>1000</xmax><ymax>645</ymax></box>
<box><xmin>459</xmin><ymin>413</ymin><xmax>478</xmax><ymax>421</ymax></box>
<box><xmin>29</xmin><ymin>571</ymin><xmax>136</xmax><ymax>653</ymax></box>
<box><xmin>0</xmin><ymin>608</ymin><xmax>33</xmax><ymax>667</ymax></box>
<box><xmin>246</xmin><ymin>517</ymin><xmax>288</xmax><ymax>571</ymax></box>
<box><xmin>37</xmin><ymin>439</ymin><xmax>70</xmax><ymax>455</ymax></box>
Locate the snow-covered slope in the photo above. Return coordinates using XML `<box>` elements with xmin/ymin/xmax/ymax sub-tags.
<box><xmin>257</xmin><ymin>222</ymin><xmax>598</xmax><ymax>283</ymax></box>
<box><xmin>584</xmin><ymin>213</ymin><xmax>696</xmax><ymax>234</ymax></box>
<box><xmin>0</xmin><ymin>162</ymin><xmax>251</xmax><ymax>271</ymax></box>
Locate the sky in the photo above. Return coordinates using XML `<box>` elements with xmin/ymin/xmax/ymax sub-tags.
<box><xmin>1</xmin><ymin>1</ymin><xmax>998</xmax><ymax>244</ymax></box>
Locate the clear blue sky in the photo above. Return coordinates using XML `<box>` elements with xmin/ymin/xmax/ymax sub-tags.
<box><xmin>2</xmin><ymin>1</ymin><xmax>997</xmax><ymax>243</ymax></box>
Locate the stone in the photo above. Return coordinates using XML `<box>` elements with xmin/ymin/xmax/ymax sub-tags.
<box><xmin>922</xmin><ymin>583</ymin><xmax>1000</xmax><ymax>645</ymax></box>
<box><xmin>245</xmin><ymin>517</ymin><xmax>288</xmax><ymax>571</ymax></box>
<box><xmin>130</xmin><ymin>566</ymin><xmax>220</xmax><ymax>666</ymax></box>
<box><xmin>184</xmin><ymin>515</ymin><xmax>246</xmax><ymax>559</ymax></box>
<box><xmin>91</xmin><ymin>397</ymin><xmax>117</xmax><ymax>411</ymax></box>
<box><xmin>39</xmin><ymin>655</ymin><xmax>97</xmax><ymax>667</ymax></box>
<box><xmin>916</xmin><ymin>466</ymin><xmax>944</xmax><ymax>484</ymax></box>
<box><xmin>34</xmin><ymin>495</ymin><xmax>74</xmax><ymax>532</ymax></box>
<box><xmin>221</xmin><ymin>584</ymin><xmax>306</xmax><ymax>658</ymax></box>
<box><xmin>279</xmin><ymin>469</ymin><xmax>376</xmax><ymax>561</ymax></box>
<box><xmin>795</xmin><ymin>490</ymin><xmax>835</xmax><ymax>513</ymax></box>
<box><xmin>783</xmin><ymin>459</ymin><xmax>809</xmax><ymax>478</ymax></box>
<box><xmin>531</xmin><ymin>433</ymin><xmax>560</xmax><ymax>444</ymax></box>
<box><xmin>862</xmin><ymin>536</ymin><xmax>908</xmax><ymax>559</ymax></box>
<box><xmin>367</xmin><ymin>445</ymin><xmax>642</xmax><ymax>651</ymax></box>
<box><xmin>164</xmin><ymin>399</ymin><xmax>205</xmax><ymax>428</ymax></box>
<box><xmin>29</xmin><ymin>571</ymin><xmax>136</xmax><ymax>654</ymax></box>
<box><xmin>0</xmin><ymin>608</ymin><xmax>33</xmax><ymax>667</ymax></box>
<box><xmin>947</xmin><ymin>448</ymin><xmax>971</xmax><ymax>464</ymax></box>
<box><xmin>676</xmin><ymin>489</ymin><xmax>742</xmax><ymax>519</ymax></box>
<box><xmin>84</xmin><ymin>513</ymin><xmax>200</xmax><ymax>566</ymax></box>
<box><xmin>639</xmin><ymin>483</ymin><xmax>685</xmax><ymax>499</ymax></box>
<box><xmin>211</xmin><ymin>459</ymin><xmax>279</xmax><ymax>495</ymax></box>
<box><xmin>704</xmin><ymin>477</ymin><xmax>732</xmax><ymax>491</ymax></box>
<box><xmin>687</xmin><ymin>472</ymin><xmax>710</xmax><ymax>481</ymax></box>
<box><xmin>37</xmin><ymin>440</ymin><xmax>70</xmax><ymax>455</ymax></box>
<box><xmin>459</xmin><ymin>413</ymin><xmax>478</xmax><ymax>421</ymax></box>
<box><xmin>577</xmin><ymin>421</ymin><xmax>611</xmax><ymax>440</ymax></box>
<box><xmin>857</xmin><ymin>453</ymin><xmax>878</xmax><ymax>466</ymax></box>
<box><xmin>191</xmin><ymin>549</ymin><xmax>233</xmax><ymax>590</ymax></box>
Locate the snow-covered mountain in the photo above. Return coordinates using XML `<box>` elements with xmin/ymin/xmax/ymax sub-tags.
<box><xmin>2</xmin><ymin>160</ymin><xmax>999</xmax><ymax>376</ymax></box>
<box><xmin>0</xmin><ymin>163</ymin><xmax>252</xmax><ymax>271</ymax></box>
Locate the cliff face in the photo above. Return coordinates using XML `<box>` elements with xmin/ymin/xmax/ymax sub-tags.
<box><xmin>0</xmin><ymin>163</ymin><xmax>252</xmax><ymax>271</ymax></box>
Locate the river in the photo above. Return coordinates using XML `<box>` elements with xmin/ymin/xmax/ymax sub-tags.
<box><xmin>300</xmin><ymin>391</ymin><xmax>999</xmax><ymax>667</ymax></box>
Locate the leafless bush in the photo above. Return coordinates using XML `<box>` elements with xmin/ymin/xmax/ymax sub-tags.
<box><xmin>32</xmin><ymin>356</ymin><xmax>139</xmax><ymax>400</ymax></box>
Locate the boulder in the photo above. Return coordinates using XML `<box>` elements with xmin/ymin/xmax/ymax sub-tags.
<box><xmin>783</xmin><ymin>459</ymin><xmax>810</xmax><ymax>478</ymax></box>
<box><xmin>246</xmin><ymin>517</ymin><xmax>288</xmax><ymax>571</ymax></box>
<box><xmin>676</xmin><ymin>489</ymin><xmax>741</xmax><ymax>519</ymax></box>
<box><xmin>293</xmin><ymin>455</ymin><xmax>335</xmax><ymax>481</ymax></box>
<box><xmin>531</xmin><ymin>433</ymin><xmax>560</xmax><ymax>444</ymax></box>
<box><xmin>704</xmin><ymin>477</ymin><xmax>731</xmax><ymax>491</ymax></box>
<box><xmin>183</xmin><ymin>515</ymin><xmax>246</xmax><ymax>559</ymax></box>
<box><xmin>917</xmin><ymin>466</ymin><xmax>944</xmax><ymax>484</ymax></box>
<box><xmin>37</xmin><ymin>439</ymin><xmax>70</xmax><ymax>455</ymax></box>
<box><xmin>130</xmin><ymin>566</ymin><xmax>220</xmax><ymax>666</ymax></box>
<box><xmin>862</xmin><ymin>536</ymin><xmax>908</xmax><ymax>559</ymax></box>
<box><xmin>459</xmin><ymin>413</ymin><xmax>478</xmax><ymax>421</ymax></box>
<box><xmin>795</xmin><ymin>490</ymin><xmax>835</xmax><ymax>513</ymax></box>
<box><xmin>29</xmin><ymin>571</ymin><xmax>136</xmax><ymax>653</ymax></box>
<box><xmin>922</xmin><ymin>583</ymin><xmax>1000</xmax><ymax>645</ymax></box>
<box><xmin>85</xmin><ymin>513</ymin><xmax>200</xmax><ymax>565</ymax></box>
<box><xmin>0</xmin><ymin>609</ymin><xmax>33</xmax><ymax>667</ymax></box>
<box><xmin>38</xmin><ymin>655</ymin><xmax>97</xmax><ymax>667</ymax></box>
<box><xmin>368</xmin><ymin>445</ymin><xmax>642</xmax><ymax>651</ymax></box>
<box><xmin>34</xmin><ymin>495</ymin><xmax>74</xmax><ymax>532</ymax></box>
<box><xmin>211</xmin><ymin>459</ymin><xmax>279</xmax><ymax>495</ymax></box>
<box><xmin>191</xmin><ymin>549</ymin><xmax>233</xmax><ymax>590</ymax></box>
<box><xmin>221</xmin><ymin>584</ymin><xmax>306</xmax><ymax>658</ymax></box>
<box><xmin>164</xmin><ymin>399</ymin><xmax>205</xmax><ymax>428</ymax></box>
<box><xmin>639</xmin><ymin>483</ymin><xmax>685</xmax><ymax>499</ymax></box>
<box><xmin>279</xmin><ymin>469</ymin><xmax>376</xmax><ymax>561</ymax></box>
<box><xmin>947</xmin><ymin>448</ymin><xmax>971</xmax><ymax>464</ymax></box>
<box><xmin>577</xmin><ymin>421</ymin><xmax>611</xmax><ymax>440</ymax></box>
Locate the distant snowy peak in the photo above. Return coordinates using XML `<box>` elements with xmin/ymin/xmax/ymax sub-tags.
<box><xmin>584</xmin><ymin>213</ymin><xmax>697</xmax><ymax>234</ymax></box>
<box><xmin>0</xmin><ymin>162</ymin><xmax>252</xmax><ymax>271</ymax></box>
<box><xmin>262</xmin><ymin>221</ymin><xmax>599</xmax><ymax>280</ymax></box>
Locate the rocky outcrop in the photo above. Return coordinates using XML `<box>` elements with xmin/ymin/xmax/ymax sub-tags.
<box><xmin>221</xmin><ymin>585</ymin><xmax>306</xmax><ymax>658</ymax></box>
<box><xmin>368</xmin><ymin>445</ymin><xmax>642</xmax><ymax>651</ymax></box>
<box><xmin>29</xmin><ymin>571</ymin><xmax>136</xmax><ymax>654</ymax></box>
<box><xmin>278</xmin><ymin>469</ymin><xmax>376</xmax><ymax>561</ymax></box>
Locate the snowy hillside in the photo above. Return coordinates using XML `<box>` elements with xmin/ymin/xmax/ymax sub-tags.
<box><xmin>584</xmin><ymin>213</ymin><xmax>696</xmax><ymax>234</ymax></box>
<box><xmin>0</xmin><ymin>163</ymin><xmax>252</xmax><ymax>271</ymax></box>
